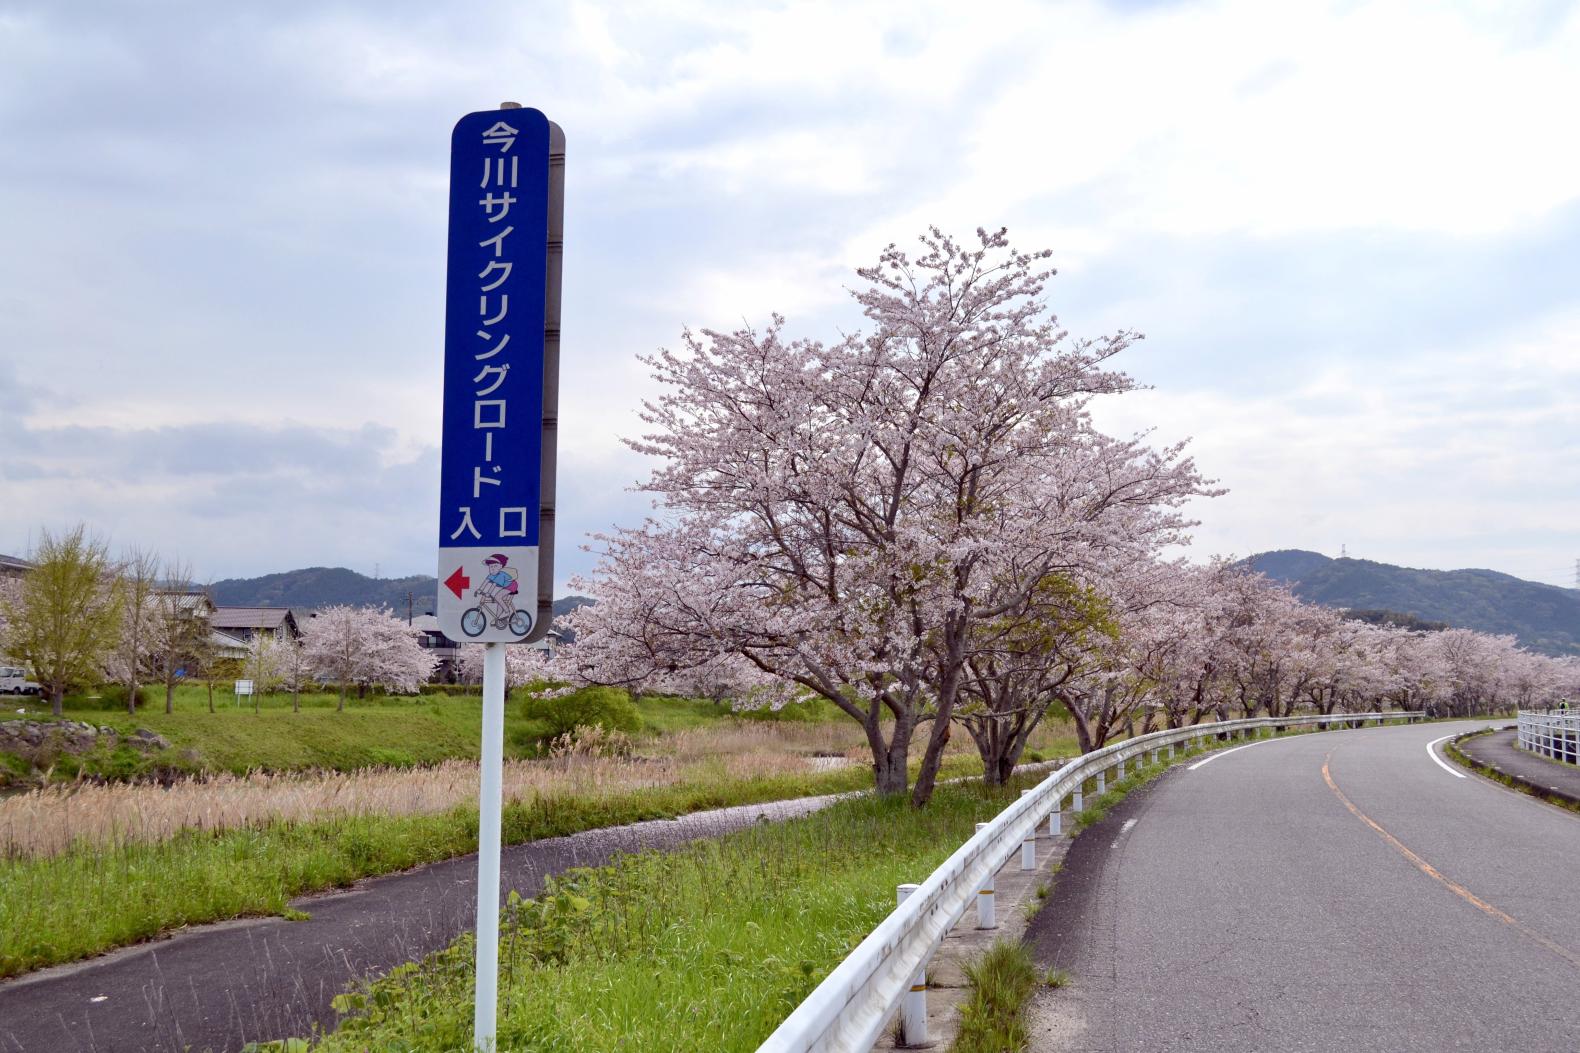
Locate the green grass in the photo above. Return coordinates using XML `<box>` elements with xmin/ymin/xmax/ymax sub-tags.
<box><xmin>0</xmin><ymin>685</ymin><xmax>837</xmax><ymax>784</ymax></box>
<box><xmin>949</xmin><ymin>940</ymin><xmax>1041</xmax><ymax>1053</ymax></box>
<box><xmin>0</xmin><ymin>752</ymin><xmax>986</xmax><ymax>979</ymax></box>
<box><xmin>299</xmin><ymin>783</ymin><xmax>1025</xmax><ymax>1053</ymax></box>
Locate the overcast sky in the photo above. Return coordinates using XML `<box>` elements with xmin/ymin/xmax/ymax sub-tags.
<box><xmin>1</xmin><ymin>0</ymin><xmax>1576</xmax><ymax>591</ymax></box>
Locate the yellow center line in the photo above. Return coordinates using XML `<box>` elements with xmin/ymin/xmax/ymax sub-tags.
<box><xmin>1321</xmin><ymin>751</ymin><xmax>1580</xmax><ymax>971</ymax></box>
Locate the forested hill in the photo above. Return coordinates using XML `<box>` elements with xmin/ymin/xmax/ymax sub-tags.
<box><xmin>1243</xmin><ymin>550</ymin><xmax>1580</xmax><ymax>657</ymax></box>
<box><xmin>210</xmin><ymin>567</ymin><xmax>594</xmax><ymax>624</ymax></box>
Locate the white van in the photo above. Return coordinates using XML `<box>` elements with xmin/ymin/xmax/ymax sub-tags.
<box><xmin>0</xmin><ymin>666</ymin><xmax>41</xmax><ymax>695</ymax></box>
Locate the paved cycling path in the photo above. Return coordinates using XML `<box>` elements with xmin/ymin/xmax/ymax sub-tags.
<box><xmin>0</xmin><ymin>794</ymin><xmax>842</xmax><ymax>1053</ymax></box>
<box><xmin>1024</xmin><ymin>719</ymin><xmax>1580</xmax><ymax>1052</ymax></box>
<box><xmin>1457</xmin><ymin>726</ymin><xmax>1580</xmax><ymax>807</ymax></box>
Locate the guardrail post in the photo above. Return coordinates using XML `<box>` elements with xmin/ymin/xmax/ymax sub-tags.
<box><xmin>895</xmin><ymin>883</ymin><xmax>929</xmax><ymax>1047</ymax></box>
<box><xmin>1166</xmin><ymin>742</ymin><xmax>1174</xmax><ymax>760</ymax></box>
<box><xmin>975</xmin><ymin>823</ymin><xmax>997</xmax><ymax>929</ymax></box>
<box><xmin>1095</xmin><ymin>769</ymin><xmax>1106</xmax><ymax>794</ymax></box>
<box><xmin>1019</xmin><ymin>791</ymin><xmax>1036</xmax><ymax>870</ymax></box>
<box><xmin>1050</xmin><ymin>799</ymin><xmax>1062</xmax><ymax>836</ymax></box>
<box><xmin>1117</xmin><ymin>757</ymin><xmax>1127</xmax><ymax>779</ymax></box>
<box><xmin>1072</xmin><ymin>785</ymin><xmax>1082</xmax><ymax>814</ymax></box>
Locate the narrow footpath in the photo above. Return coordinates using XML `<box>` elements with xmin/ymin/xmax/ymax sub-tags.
<box><xmin>1456</xmin><ymin>725</ymin><xmax>1580</xmax><ymax>807</ymax></box>
<box><xmin>0</xmin><ymin>794</ymin><xmax>841</xmax><ymax>1053</ymax></box>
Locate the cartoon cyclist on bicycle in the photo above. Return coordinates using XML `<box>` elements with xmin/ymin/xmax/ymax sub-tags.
<box><xmin>460</xmin><ymin>553</ymin><xmax>532</xmax><ymax>637</ymax></box>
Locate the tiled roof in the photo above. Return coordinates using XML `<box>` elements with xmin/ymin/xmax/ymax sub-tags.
<box><xmin>211</xmin><ymin>606</ymin><xmax>296</xmax><ymax>630</ymax></box>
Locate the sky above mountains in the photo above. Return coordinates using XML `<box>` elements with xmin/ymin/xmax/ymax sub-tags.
<box><xmin>2</xmin><ymin>0</ymin><xmax>1576</xmax><ymax>589</ymax></box>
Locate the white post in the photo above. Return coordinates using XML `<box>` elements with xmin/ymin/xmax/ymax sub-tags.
<box><xmin>1095</xmin><ymin>769</ymin><xmax>1106</xmax><ymax>794</ymax></box>
<box><xmin>473</xmin><ymin>642</ymin><xmax>506</xmax><ymax>1053</ymax></box>
<box><xmin>1166</xmin><ymin>742</ymin><xmax>1174</xmax><ymax>760</ymax></box>
<box><xmin>897</xmin><ymin>884</ymin><xmax>928</xmax><ymax>1046</ymax></box>
<box><xmin>1019</xmin><ymin>790</ymin><xmax>1036</xmax><ymax>870</ymax></box>
<box><xmin>975</xmin><ymin>823</ymin><xmax>996</xmax><ymax>928</ymax></box>
<box><xmin>1050</xmin><ymin>800</ymin><xmax>1062</xmax><ymax>836</ymax></box>
<box><xmin>1072</xmin><ymin>786</ymin><xmax>1083</xmax><ymax>814</ymax></box>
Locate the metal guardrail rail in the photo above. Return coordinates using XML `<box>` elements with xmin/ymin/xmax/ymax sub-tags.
<box><xmin>1517</xmin><ymin>710</ymin><xmax>1580</xmax><ymax>765</ymax></box>
<box><xmin>756</xmin><ymin>710</ymin><xmax>1420</xmax><ymax>1053</ymax></box>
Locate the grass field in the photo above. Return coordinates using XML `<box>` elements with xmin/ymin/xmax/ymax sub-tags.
<box><xmin>303</xmin><ymin>780</ymin><xmax>1033</xmax><ymax>1053</ymax></box>
<box><xmin>0</xmin><ymin>684</ymin><xmax>843</xmax><ymax>783</ymax></box>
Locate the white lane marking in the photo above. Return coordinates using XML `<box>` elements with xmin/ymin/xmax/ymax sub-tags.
<box><xmin>1187</xmin><ymin>738</ymin><xmax>1274</xmax><ymax>770</ymax></box>
<box><xmin>1425</xmin><ymin>734</ymin><xmax>1468</xmax><ymax>779</ymax></box>
<box><xmin>1112</xmin><ymin>817</ymin><xmax>1138</xmax><ymax>847</ymax></box>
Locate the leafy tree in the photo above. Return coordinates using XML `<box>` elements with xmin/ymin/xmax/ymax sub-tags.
<box><xmin>107</xmin><ymin>547</ymin><xmax>160</xmax><ymax>714</ymax></box>
<box><xmin>0</xmin><ymin>525</ymin><xmax>123</xmax><ymax>716</ymax></box>
<box><xmin>146</xmin><ymin>561</ymin><xmax>213</xmax><ymax>714</ymax></box>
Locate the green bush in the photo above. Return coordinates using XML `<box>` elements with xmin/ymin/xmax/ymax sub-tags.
<box><xmin>65</xmin><ymin>684</ymin><xmax>153</xmax><ymax>711</ymax></box>
<box><xmin>519</xmin><ymin>686</ymin><xmax>641</xmax><ymax>743</ymax></box>
<box><xmin>420</xmin><ymin>683</ymin><xmax>477</xmax><ymax>698</ymax></box>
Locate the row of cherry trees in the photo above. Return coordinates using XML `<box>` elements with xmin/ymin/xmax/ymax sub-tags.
<box><xmin>559</xmin><ymin>227</ymin><xmax>1576</xmax><ymax>803</ymax></box>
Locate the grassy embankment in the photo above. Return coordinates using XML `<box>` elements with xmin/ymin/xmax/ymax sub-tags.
<box><xmin>0</xmin><ymin>684</ymin><xmax>842</xmax><ymax>784</ymax></box>
<box><xmin>290</xmin><ymin>781</ymin><xmax>1036</xmax><ymax>1053</ymax></box>
<box><xmin>1</xmin><ymin>691</ymin><xmax>1075</xmax><ymax>979</ymax></box>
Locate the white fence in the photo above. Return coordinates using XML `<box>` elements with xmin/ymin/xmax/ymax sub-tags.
<box><xmin>1517</xmin><ymin>710</ymin><xmax>1580</xmax><ymax>765</ymax></box>
<box><xmin>756</xmin><ymin>710</ymin><xmax>1419</xmax><ymax>1053</ymax></box>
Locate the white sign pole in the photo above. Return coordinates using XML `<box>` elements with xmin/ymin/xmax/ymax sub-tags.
<box><xmin>474</xmin><ymin>640</ymin><xmax>506</xmax><ymax>1052</ymax></box>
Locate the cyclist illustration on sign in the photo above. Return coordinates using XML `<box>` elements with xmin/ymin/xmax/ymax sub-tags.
<box><xmin>461</xmin><ymin>553</ymin><xmax>533</xmax><ymax>638</ymax></box>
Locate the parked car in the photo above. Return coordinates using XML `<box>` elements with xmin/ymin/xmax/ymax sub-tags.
<box><xmin>0</xmin><ymin>666</ymin><xmax>41</xmax><ymax>695</ymax></box>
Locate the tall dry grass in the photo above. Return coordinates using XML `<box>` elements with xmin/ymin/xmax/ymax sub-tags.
<box><xmin>0</xmin><ymin>720</ymin><xmax>882</xmax><ymax>860</ymax></box>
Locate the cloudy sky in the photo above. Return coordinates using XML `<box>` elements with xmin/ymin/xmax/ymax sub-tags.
<box><xmin>1</xmin><ymin>0</ymin><xmax>1576</xmax><ymax>591</ymax></box>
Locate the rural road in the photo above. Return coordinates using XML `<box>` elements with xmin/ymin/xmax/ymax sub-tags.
<box><xmin>0</xmin><ymin>793</ymin><xmax>841</xmax><ymax>1052</ymax></box>
<box><xmin>1025</xmin><ymin>719</ymin><xmax>1580</xmax><ymax>1052</ymax></box>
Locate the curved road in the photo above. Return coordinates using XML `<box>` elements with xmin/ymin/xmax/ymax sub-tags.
<box><xmin>1025</xmin><ymin>720</ymin><xmax>1580</xmax><ymax>1052</ymax></box>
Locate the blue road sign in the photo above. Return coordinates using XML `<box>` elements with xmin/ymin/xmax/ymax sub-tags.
<box><xmin>436</xmin><ymin>107</ymin><xmax>551</xmax><ymax>643</ymax></box>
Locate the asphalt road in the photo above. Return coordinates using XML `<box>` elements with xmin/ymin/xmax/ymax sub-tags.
<box><xmin>0</xmin><ymin>793</ymin><xmax>840</xmax><ymax>1053</ymax></box>
<box><xmin>1025</xmin><ymin>720</ymin><xmax>1580</xmax><ymax>1053</ymax></box>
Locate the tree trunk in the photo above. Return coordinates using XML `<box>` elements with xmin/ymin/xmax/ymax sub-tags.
<box><xmin>867</xmin><ymin>708</ymin><xmax>913</xmax><ymax>797</ymax></box>
<box><xmin>337</xmin><ymin>681</ymin><xmax>347</xmax><ymax>713</ymax></box>
<box><xmin>292</xmin><ymin>687</ymin><xmax>299</xmax><ymax>714</ymax></box>
<box><xmin>166</xmin><ymin>674</ymin><xmax>176</xmax><ymax>715</ymax></box>
<box><xmin>51</xmin><ymin>683</ymin><xmax>63</xmax><ymax>718</ymax></box>
<box><xmin>206</xmin><ymin>678</ymin><xmax>214</xmax><ymax>713</ymax></box>
<box><xmin>910</xmin><ymin>715</ymin><xmax>953</xmax><ymax>808</ymax></box>
<box><xmin>127</xmin><ymin>675</ymin><xmax>138</xmax><ymax>715</ymax></box>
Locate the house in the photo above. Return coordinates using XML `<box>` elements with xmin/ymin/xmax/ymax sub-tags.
<box><xmin>409</xmin><ymin>614</ymin><xmax>561</xmax><ymax>682</ymax></box>
<box><xmin>153</xmin><ymin>589</ymin><xmax>251</xmax><ymax>662</ymax></box>
<box><xmin>211</xmin><ymin>606</ymin><xmax>301</xmax><ymax>642</ymax></box>
<box><xmin>410</xmin><ymin>614</ymin><xmax>461</xmax><ymax>681</ymax></box>
<box><xmin>0</xmin><ymin>554</ymin><xmax>32</xmax><ymax>581</ymax></box>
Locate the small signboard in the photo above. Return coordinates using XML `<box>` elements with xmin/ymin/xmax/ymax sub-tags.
<box><xmin>435</xmin><ymin>106</ymin><xmax>561</xmax><ymax>645</ymax></box>
<box><xmin>234</xmin><ymin>679</ymin><xmax>254</xmax><ymax>697</ymax></box>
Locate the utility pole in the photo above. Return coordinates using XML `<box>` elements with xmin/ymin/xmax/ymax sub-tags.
<box><xmin>407</xmin><ymin>590</ymin><xmax>414</xmax><ymax>625</ymax></box>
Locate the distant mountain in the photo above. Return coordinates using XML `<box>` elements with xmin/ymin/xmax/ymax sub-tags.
<box><xmin>1242</xmin><ymin>550</ymin><xmax>1580</xmax><ymax>657</ymax></box>
<box><xmin>210</xmin><ymin>567</ymin><xmax>594</xmax><ymax>630</ymax></box>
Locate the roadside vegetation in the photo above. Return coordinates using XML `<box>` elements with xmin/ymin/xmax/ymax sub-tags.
<box><xmin>0</xmin><ymin>695</ymin><xmax>1080</xmax><ymax>979</ymax></box>
<box><xmin>949</xmin><ymin>940</ymin><xmax>1042</xmax><ymax>1053</ymax></box>
<box><xmin>301</xmin><ymin>783</ymin><xmax>1027</xmax><ymax>1053</ymax></box>
<box><xmin>0</xmin><ymin>683</ymin><xmax>848</xmax><ymax>787</ymax></box>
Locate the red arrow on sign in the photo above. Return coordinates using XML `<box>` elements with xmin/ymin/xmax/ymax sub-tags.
<box><xmin>444</xmin><ymin>567</ymin><xmax>471</xmax><ymax>599</ymax></box>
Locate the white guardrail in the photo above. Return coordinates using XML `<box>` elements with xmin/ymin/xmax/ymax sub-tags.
<box><xmin>1517</xmin><ymin>710</ymin><xmax>1580</xmax><ymax>765</ymax></box>
<box><xmin>756</xmin><ymin>710</ymin><xmax>1420</xmax><ymax>1053</ymax></box>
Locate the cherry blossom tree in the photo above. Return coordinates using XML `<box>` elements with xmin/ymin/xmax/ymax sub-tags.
<box><xmin>455</xmin><ymin>644</ymin><xmax>555</xmax><ymax>692</ymax></box>
<box><xmin>302</xmin><ymin>605</ymin><xmax>436</xmax><ymax>710</ymax></box>
<box><xmin>573</xmin><ymin>228</ymin><xmax>1213</xmax><ymax>803</ymax></box>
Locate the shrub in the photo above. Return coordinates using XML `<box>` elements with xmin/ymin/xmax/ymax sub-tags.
<box><xmin>519</xmin><ymin>687</ymin><xmax>641</xmax><ymax>743</ymax></box>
